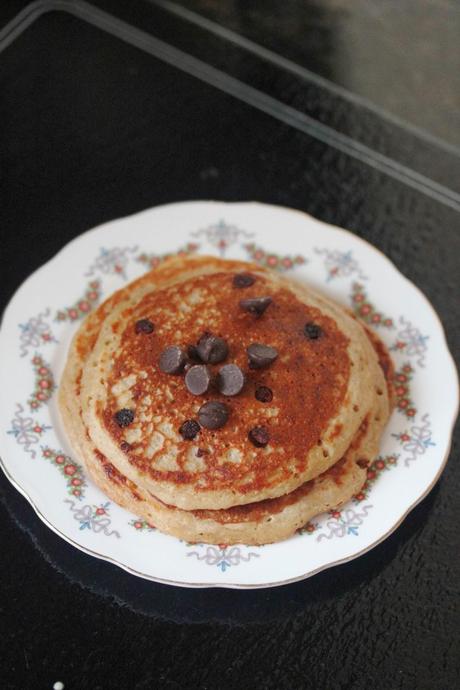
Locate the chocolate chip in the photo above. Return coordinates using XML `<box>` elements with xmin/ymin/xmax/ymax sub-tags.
<box><xmin>217</xmin><ymin>364</ymin><xmax>245</xmax><ymax>396</ymax></box>
<box><xmin>233</xmin><ymin>272</ymin><xmax>256</xmax><ymax>288</ymax></box>
<box><xmin>247</xmin><ymin>343</ymin><xmax>278</xmax><ymax>369</ymax></box>
<box><xmin>135</xmin><ymin>318</ymin><xmax>154</xmax><ymax>334</ymax></box>
<box><xmin>114</xmin><ymin>409</ymin><xmax>134</xmax><ymax>428</ymax></box>
<box><xmin>196</xmin><ymin>447</ymin><xmax>209</xmax><ymax>457</ymax></box>
<box><xmin>198</xmin><ymin>401</ymin><xmax>230</xmax><ymax>429</ymax></box>
<box><xmin>185</xmin><ymin>365</ymin><xmax>212</xmax><ymax>396</ymax></box>
<box><xmin>197</xmin><ymin>333</ymin><xmax>229</xmax><ymax>364</ymax></box>
<box><xmin>179</xmin><ymin>419</ymin><xmax>200</xmax><ymax>440</ymax></box>
<box><xmin>304</xmin><ymin>322</ymin><xmax>322</xmax><ymax>339</ymax></box>
<box><xmin>159</xmin><ymin>345</ymin><xmax>187</xmax><ymax>374</ymax></box>
<box><xmin>239</xmin><ymin>296</ymin><xmax>272</xmax><ymax>317</ymax></box>
<box><xmin>356</xmin><ymin>458</ymin><xmax>369</xmax><ymax>469</ymax></box>
<box><xmin>248</xmin><ymin>426</ymin><xmax>270</xmax><ymax>447</ymax></box>
<box><xmin>120</xmin><ymin>440</ymin><xmax>132</xmax><ymax>452</ymax></box>
<box><xmin>255</xmin><ymin>385</ymin><xmax>273</xmax><ymax>403</ymax></box>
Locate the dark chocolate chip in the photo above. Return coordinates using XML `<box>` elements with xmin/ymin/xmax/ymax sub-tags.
<box><xmin>304</xmin><ymin>322</ymin><xmax>322</xmax><ymax>339</ymax></box>
<box><xmin>197</xmin><ymin>333</ymin><xmax>229</xmax><ymax>364</ymax></box>
<box><xmin>247</xmin><ymin>343</ymin><xmax>278</xmax><ymax>369</ymax></box>
<box><xmin>248</xmin><ymin>426</ymin><xmax>270</xmax><ymax>447</ymax></box>
<box><xmin>196</xmin><ymin>447</ymin><xmax>209</xmax><ymax>457</ymax></box>
<box><xmin>217</xmin><ymin>364</ymin><xmax>245</xmax><ymax>397</ymax></box>
<box><xmin>185</xmin><ymin>365</ymin><xmax>212</xmax><ymax>396</ymax></box>
<box><xmin>179</xmin><ymin>419</ymin><xmax>200</xmax><ymax>440</ymax></box>
<box><xmin>233</xmin><ymin>272</ymin><xmax>256</xmax><ymax>288</ymax></box>
<box><xmin>114</xmin><ymin>408</ymin><xmax>135</xmax><ymax>428</ymax></box>
<box><xmin>356</xmin><ymin>458</ymin><xmax>369</xmax><ymax>469</ymax></box>
<box><xmin>159</xmin><ymin>345</ymin><xmax>187</xmax><ymax>374</ymax></box>
<box><xmin>255</xmin><ymin>385</ymin><xmax>273</xmax><ymax>403</ymax></box>
<box><xmin>198</xmin><ymin>401</ymin><xmax>230</xmax><ymax>429</ymax></box>
<box><xmin>239</xmin><ymin>296</ymin><xmax>272</xmax><ymax>317</ymax></box>
<box><xmin>120</xmin><ymin>440</ymin><xmax>132</xmax><ymax>452</ymax></box>
<box><xmin>135</xmin><ymin>318</ymin><xmax>154</xmax><ymax>334</ymax></box>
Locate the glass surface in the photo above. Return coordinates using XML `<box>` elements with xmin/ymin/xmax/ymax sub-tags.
<box><xmin>174</xmin><ymin>0</ymin><xmax>460</xmax><ymax>150</ymax></box>
<box><xmin>0</xmin><ymin>2</ymin><xmax>459</xmax><ymax>669</ymax></box>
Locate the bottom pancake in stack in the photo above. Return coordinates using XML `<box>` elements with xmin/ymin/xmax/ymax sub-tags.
<box><xmin>59</xmin><ymin>255</ymin><xmax>393</xmax><ymax>545</ymax></box>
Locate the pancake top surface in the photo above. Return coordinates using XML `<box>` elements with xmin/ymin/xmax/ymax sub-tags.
<box><xmin>100</xmin><ymin>270</ymin><xmax>351</xmax><ymax>495</ymax></box>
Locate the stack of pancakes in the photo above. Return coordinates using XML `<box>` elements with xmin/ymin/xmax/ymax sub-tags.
<box><xmin>60</xmin><ymin>256</ymin><xmax>393</xmax><ymax>545</ymax></box>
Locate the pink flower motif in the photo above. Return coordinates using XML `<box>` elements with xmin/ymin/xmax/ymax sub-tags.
<box><xmin>64</xmin><ymin>465</ymin><xmax>77</xmax><ymax>476</ymax></box>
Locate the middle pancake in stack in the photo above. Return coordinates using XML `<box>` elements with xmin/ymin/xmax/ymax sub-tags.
<box><xmin>60</xmin><ymin>255</ymin><xmax>392</xmax><ymax>544</ymax></box>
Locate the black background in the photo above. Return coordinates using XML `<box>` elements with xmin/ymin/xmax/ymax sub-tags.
<box><xmin>1</xmin><ymin>2</ymin><xmax>459</xmax><ymax>688</ymax></box>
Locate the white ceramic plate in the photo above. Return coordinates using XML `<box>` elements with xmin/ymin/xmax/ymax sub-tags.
<box><xmin>0</xmin><ymin>201</ymin><xmax>457</xmax><ymax>588</ymax></box>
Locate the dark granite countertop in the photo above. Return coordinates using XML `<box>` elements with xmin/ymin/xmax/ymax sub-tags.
<box><xmin>0</xmin><ymin>1</ymin><xmax>459</xmax><ymax>688</ymax></box>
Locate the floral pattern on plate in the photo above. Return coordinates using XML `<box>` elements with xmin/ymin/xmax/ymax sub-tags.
<box><xmin>0</xmin><ymin>201</ymin><xmax>456</xmax><ymax>587</ymax></box>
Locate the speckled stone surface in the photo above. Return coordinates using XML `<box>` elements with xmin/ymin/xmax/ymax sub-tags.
<box><xmin>0</xmin><ymin>3</ymin><xmax>459</xmax><ymax>689</ymax></box>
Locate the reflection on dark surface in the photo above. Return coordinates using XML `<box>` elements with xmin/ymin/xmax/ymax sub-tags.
<box><xmin>183</xmin><ymin>0</ymin><xmax>460</xmax><ymax>148</ymax></box>
<box><xmin>233</xmin><ymin>0</ymin><xmax>340</xmax><ymax>81</ymax></box>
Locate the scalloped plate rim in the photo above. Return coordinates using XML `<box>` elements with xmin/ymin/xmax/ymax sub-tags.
<box><xmin>0</xmin><ymin>200</ymin><xmax>458</xmax><ymax>589</ymax></box>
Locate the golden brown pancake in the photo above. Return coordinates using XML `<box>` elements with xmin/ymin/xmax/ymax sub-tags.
<box><xmin>79</xmin><ymin>256</ymin><xmax>387</xmax><ymax>510</ymax></box>
<box><xmin>61</xmin><ymin>318</ymin><xmax>390</xmax><ymax>545</ymax></box>
<box><xmin>60</xmin><ymin>255</ymin><xmax>392</xmax><ymax>545</ymax></box>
